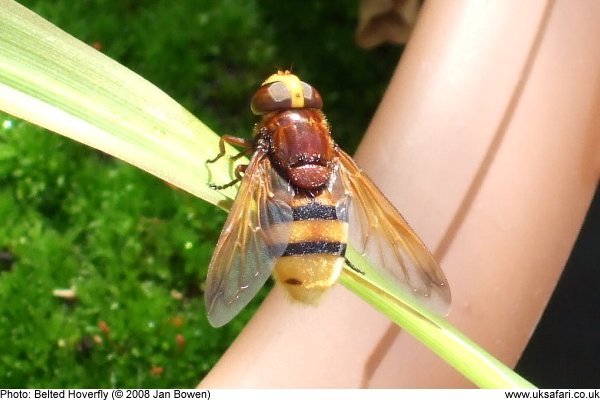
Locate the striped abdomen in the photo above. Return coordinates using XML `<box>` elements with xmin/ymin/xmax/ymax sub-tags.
<box><xmin>272</xmin><ymin>192</ymin><xmax>349</xmax><ymax>304</ymax></box>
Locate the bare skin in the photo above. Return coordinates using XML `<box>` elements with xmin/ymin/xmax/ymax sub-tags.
<box><xmin>200</xmin><ymin>0</ymin><xmax>600</xmax><ymax>388</ymax></box>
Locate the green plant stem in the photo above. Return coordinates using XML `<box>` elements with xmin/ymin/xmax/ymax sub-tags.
<box><xmin>343</xmin><ymin>247</ymin><xmax>535</xmax><ymax>388</ymax></box>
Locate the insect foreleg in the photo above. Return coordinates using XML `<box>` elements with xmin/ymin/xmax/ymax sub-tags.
<box><xmin>209</xmin><ymin>164</ymin><xmax>247</xmax><ymax>190</ymax></box>
<box><xmin>206</xmin><ymin>135</ymin><xmax>253</xmax><ymax>164</ymax></box>
<box><xmin>229</xmin><ymin>150</ymin><xmax>249</xmax><ymax>162</ymax></box>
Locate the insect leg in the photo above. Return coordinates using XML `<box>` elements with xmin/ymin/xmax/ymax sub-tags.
<box><xmin>229</xmin><ymin>150</ymin><xmax>249</xmax><ymax>162</ymax></box>
<box><xmin>209</xmin><ymin>164</ymin><xmax>247</xmax><ymax>190</ymax></box>
<box><xmin>344</xmin><ymin>257</ymin><xmax>365</xmax><ymax>275</ymax></box>
<box><xmin>206</xmin><ymin>135</ymin><xmax>253</xmax><ymax>164</ymax></box>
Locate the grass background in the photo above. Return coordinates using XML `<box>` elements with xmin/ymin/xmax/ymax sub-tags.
<box><xmin>0</xmin><ymin>0</ymin><xmax>402</xmax><ymax>387</ymax></box>
<box><xmin>0</xmin><ymin>0</ymin><xmax>598</xmax><ymax>389</ymax></box>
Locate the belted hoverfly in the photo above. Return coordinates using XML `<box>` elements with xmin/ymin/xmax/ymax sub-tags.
<box><xmin>205</xmin><ymin>71</ymin><xmax>450</xmax><ymax>327</ymax></box>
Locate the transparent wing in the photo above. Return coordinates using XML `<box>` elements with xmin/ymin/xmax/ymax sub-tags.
<box><xmin>205</xmin><ymin>152</ymin><xmax>294</xmax><ymax>327</ymax></box>
<box><xmin>337</xmin><ymin>150</ymin><xmax>451</xmax><ymax>315</ymax></box>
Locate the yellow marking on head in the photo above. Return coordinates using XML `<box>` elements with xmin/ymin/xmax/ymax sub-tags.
<box><xmin>263</xmin><ymin>71</ymin><xmax>304</xmax><ymax>108</ymax></box>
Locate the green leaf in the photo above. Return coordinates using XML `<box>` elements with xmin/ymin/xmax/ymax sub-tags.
<box><xmin>0</xmin><ymin>0</ymin><xmax>241</xmax><ymax>209</ymax></box>
<box><xmin>0</xmin><ymin>0</ymin><xmax>534</xmax><ymax>388</ymax></box>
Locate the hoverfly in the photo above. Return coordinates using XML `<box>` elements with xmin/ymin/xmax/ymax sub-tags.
<box><xmin>204</xmin><ymin>71</ymin><xmax>450</xmax><ymax>327</ymax></box>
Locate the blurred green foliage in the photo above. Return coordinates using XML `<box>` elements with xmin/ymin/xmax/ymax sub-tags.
<box><xmin>0</xmin><ymin>0</ymin><xmax>401</xmax><ymax>387</ymax></box>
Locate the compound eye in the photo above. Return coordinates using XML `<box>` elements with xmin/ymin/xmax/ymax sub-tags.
<box><xmin>250</xmin><ymin>81</ymin><xmax>292</xmax><ymax>115</ymax></box>
<box><xmin>300</xmin><ymin>82</ymin><xmax>323</xmax><ymax>110</ymax></box>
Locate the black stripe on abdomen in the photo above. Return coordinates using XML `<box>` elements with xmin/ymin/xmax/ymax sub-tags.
<box><xmin>292</xmin><ymin>202</ymin><xmax>337</xmax><ymax>221</ymax></box>
<box><xmin>282</xmin><ymin>241</ymin><xmax>346</xmax><ymax>257</ymax></box>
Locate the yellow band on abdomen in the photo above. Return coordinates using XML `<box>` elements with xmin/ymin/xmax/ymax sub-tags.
<box><xmin>273</xmin><ymin>254</ymin><xmax>344</xmax><ymax>304</ymax></box>
<box><xmin>266</xmin><ymin>219</ymin><xmax>348</xmax><ymax>244</ymax></box>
